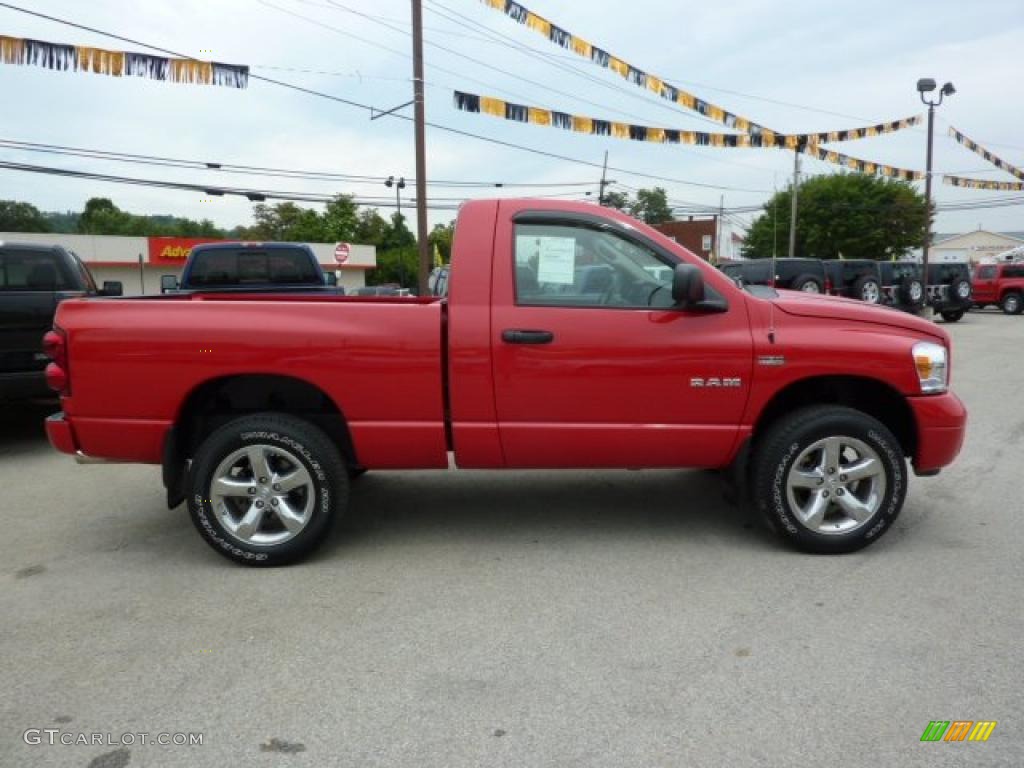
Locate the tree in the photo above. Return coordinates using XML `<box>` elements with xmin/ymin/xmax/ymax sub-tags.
<box><xmin>602</xmin><ymin>190</ymin><xmax>631</xmax><ymax>212</ymax></box>
<box><xmin>743</xmin><ymin>173</ymin><xmax>928</xmax><ymax>260</ymax></box>
<box><xmin>322</xmin><ymin>195</ymin><xmax>359</xmax><ymax>242</ymax></box>
<box><xmin>77</xmin><ymin>197</ymin><xmax>130</xmax><ymax>234</ymax></box>
<box><xmin>630</xmin><ymin>187</ymin><xmax>673</xmax><ymax>225</ymax></box>
<box><xmin>428</xmin><ymin>220</ymin><xmax>455</xmax><ymax>264</ymax></box>
<box><xmin>0</xmin><ymin>200</ymin><xmax>51</xmax><ymax>232</ymax></box>
<box><xmin>353</xmin><ymin>208</ymin><xmax>390</xmax><ymax>246</ymax></box>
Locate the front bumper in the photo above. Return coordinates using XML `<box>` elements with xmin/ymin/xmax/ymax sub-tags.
<box><xmin>908</xmin><ymin>391</ymin><xmax>967</xmax><ymax>474</ymax></box>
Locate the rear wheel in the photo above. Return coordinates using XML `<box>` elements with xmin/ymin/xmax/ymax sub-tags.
<box><xmin>940</xmin><ymin>310</ymin><xmax>964</xmax><ymax>323</ymax></box>
<box><xmin>1002</xmin><ymin>292</ymin><xmax>1022</xmax><ymax>315</ymax></box>
<box><xmin>752</xmin><ymin>406</ymin><xmax>907</xmax><ymax>554</ymax></box>
<box><xmin>793</xmin><ymin>275</ymin><xmax>822</xmax><ymax>293</ymax></box>
<box><xmin>187</xmin><ymin>413</ymin><xmax>348</xmax><ymax>566</ymax></box>
<box><xmin>853</xmin><ymin>276</ymin><xmax>882</xmax><ymax>304</ymax></box>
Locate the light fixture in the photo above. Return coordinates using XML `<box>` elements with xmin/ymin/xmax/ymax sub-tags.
<box><xmin>916</xmin><ymin>78</ymin><xmax>937</xmax><ymax>94</ymax></box>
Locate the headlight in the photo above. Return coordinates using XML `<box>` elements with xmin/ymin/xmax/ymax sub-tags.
<box><xmin>913</xmin><ymin>341</ymin><xmax>948</xmax><ymax>393</ymax></box>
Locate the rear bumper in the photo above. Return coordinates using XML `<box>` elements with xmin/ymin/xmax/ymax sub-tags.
<box><xmin>45</xmin><ymin>411</ymin><xmax>78</xmax><ymax>455</ymax></box>
<box><xmin>0</xmin><ymin>370</ymin><xmax>50</xmax><ymax>401</ymax></box>
<box><xmin>908</xmin><ymin>392</ymin><xmax>967</xmax><ymax>474</ymax></box>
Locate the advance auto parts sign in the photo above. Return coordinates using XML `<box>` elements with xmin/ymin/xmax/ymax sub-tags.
<box><xmin>148</xmin><ymin>237</ymin><xmax>224</xmax><ymax>266</ymax></box>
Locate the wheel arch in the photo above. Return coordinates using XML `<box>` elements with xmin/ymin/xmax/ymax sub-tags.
<box><xmin>751</xmin><ymin>375</ymin><xmax>917</xmax><ymax>460</ymax></box>
<box><xmin>163</xmin><ymin>373</ymin><xmax>358</xmax><ymax>507</ymax></box>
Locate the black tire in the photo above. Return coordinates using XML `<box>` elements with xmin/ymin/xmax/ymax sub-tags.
<box><xmin>899</xmin><ymin>278</ymin><xmax>925</xmax><ymax>307</ymax></box>
<box><xmin>852</xmin><ymin>275</ymin><xmax>882</xmax><ymax>304</ymax></box>
<box><xmin>792</xmin><ymin>274</ymin><xmax>823</xmax><ymax>293</ymax></box>
<box><xmin>951</xmin><ymin>277</ymin><xmax>972</xmax><ymax>304</ymax></box>
<box><xmin>752</xmin><ymin>405</ymin><xmax>907</xmax><ymax>554</ymax></box>
<box><xmin>940</xmin><ymin>310</ymin><xmax>964</xmax><ymax>323</ymax></box>
<box><xmin>1002</xmin><ymin>292</ymin><xmax>1023</xmax><ymax>315</ymax></box>
<box><xmin>187</xmin><ymin>412</ymin><xmax>348</xmax><ymax>566</ymax></box>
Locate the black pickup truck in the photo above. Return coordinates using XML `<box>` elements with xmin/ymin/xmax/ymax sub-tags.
<box><xmin>0</xmin><ymin>241</ymin><xmax>121</xmax><ymax>402</ymax></box>
<box><xmin>160</xmin><ymin>242</ymin><xmax>343</xmax><ymax>294</ymax></box>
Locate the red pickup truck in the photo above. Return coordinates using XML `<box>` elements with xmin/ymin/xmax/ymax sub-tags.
<box><xmin>44</xmin><ymin>200</ymin><xmax>967</xmax><ymax>565</ymax></box>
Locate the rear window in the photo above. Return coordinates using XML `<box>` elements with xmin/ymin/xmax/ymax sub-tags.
<box><xmin>0</xmin><ymin>249</ymin><xmax>72</xmax><ymax>290</ymax></box>
<box><xmin>186</xmin><ymin>247</ymin><xmax>320</xmax><ymax>287</ymax></box>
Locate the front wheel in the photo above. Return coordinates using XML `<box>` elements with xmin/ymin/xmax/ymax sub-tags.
<box><xmin>940</xmin><ymin>310</ymin><xmax>964</xmax><ymax>323</ymax></box>
<box><xmin>1002</xmin><ymin>292</ymin><xmax>1022</xmax><ymax>315</ymax></box>
<box><xmin>187</xmin><ymin>413</ymin><xmax>348</xmax><ymax>566</ymax></box>
<box><xmin>752</xmin><ymin>406</ymin><xmax>907</xmax><ymax>553</ymax></box>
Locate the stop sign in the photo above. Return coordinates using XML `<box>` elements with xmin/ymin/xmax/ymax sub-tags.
<box><xmin>334</xmin><ymin>242</ymin><xmax>351</xmax><ymax>264</ymax></box>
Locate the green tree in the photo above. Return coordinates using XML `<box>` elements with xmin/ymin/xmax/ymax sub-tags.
<box><xmin>743</xmin><ymin>173</ymin><xmax>928</xmax><ymax>260</ymax></box>
<box><xmin>77</xmin><ymin>197</ymin><xmax>131</xmax><ymax>234</ymax></box>
<box><xmin>353</xmin><ymin>208</ymin><xmax>390</xmax><ymax>246</ymax></box>
<box><xmin>630</xmin><ymin>187</ymin><xmax>673</xmax><ymax>225</ymax></box>
<box><xmin>428</xmin><ymin>220</ymin><xmax>455</xmax><ymax>264</ymax></box>
<box><xmin>322</xmin><ymin>195</ymin><xmax>359</xmax><ymax>242</ymax></box>
<box><xmin>0</xmin><ymin>200</ymin><xmax>51</xmax><ymax>232</ymax></box>
<box><xmin>601</xmin><ymin>190</ymin><xmax>631</xmax><ymax>212</ymax></box>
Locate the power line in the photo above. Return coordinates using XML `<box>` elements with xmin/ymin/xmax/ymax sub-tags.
<box><xmin>0</xmin><ymin>137</ymin><xmax>603</xmax><ymax>188</ymax></box>
<box><xmin>0</xmin><ymin>1</ymin><xmax>773</xmax><ymax>193</ymax></box>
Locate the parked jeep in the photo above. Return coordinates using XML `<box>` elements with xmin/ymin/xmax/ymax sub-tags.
<box><xmin>972</xmin><ymin>262</ymin><xmax>1024</xmax><ymax>315</ymax></box>
<box><xmin>926</xmin><ymin>263</ymin><xmax>972</xmax><ymax>322</ymax></box>
<box><xmin>719</xmin><ymin>258</ymin><xmax>826</xmax><ymax>292</ymax></box>
<box><xmin>879</xmin><ymin>262</ymin><xmax>925</xmax><ymax>313</ymax></box>
<box><xmin>822</xmin><ymin>260</ymin><xmax>883</xmax><ymax>304</ymax></box>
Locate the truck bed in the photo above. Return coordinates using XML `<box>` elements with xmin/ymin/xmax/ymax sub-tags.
<box><xmin>55</xmin><ymin>293</ymin><xmax>449</xmax><ymax>468</ymax></box>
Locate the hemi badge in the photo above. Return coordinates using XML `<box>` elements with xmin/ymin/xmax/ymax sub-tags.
<box><xmin>758</xmin><ymin>355</ymin><xmax>786</xmax><ymax>366</ymax></box>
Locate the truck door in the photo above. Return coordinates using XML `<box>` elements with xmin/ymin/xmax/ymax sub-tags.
<box><xmin>490</xmin><ymin>210</ymin><xmax>753</xmax><ymax>469</ymax></box>
<box><xmin>973</xmin><ymin>264</ymin><xmax>997</xmax><ymax>304</ymax></box>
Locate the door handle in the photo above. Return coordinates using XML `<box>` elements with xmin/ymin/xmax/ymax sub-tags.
<box><xmin>502</xmin><ymin>329</ymin><xmax>555</xmax><ymax>344</ymax></box>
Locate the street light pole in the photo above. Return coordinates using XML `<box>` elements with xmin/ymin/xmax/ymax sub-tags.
<box><xmin>917</xmin><ymin>78</ymin><xmax>955</xmax><ymax>315</ymax></box>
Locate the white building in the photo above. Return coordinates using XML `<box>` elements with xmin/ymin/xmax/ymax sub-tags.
<box><xmin>923</xmin><ymin>230</ymin><xmax>1024</xmax><ymax>266</ymax></box>
<box><xmin>0</xmin><ymin>232</ymin><xmax>375</xmax><ymax>294</ymax></box>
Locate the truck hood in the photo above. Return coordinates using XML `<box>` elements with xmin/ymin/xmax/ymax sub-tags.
<box><xmin>772</xmin><ymin>290</ymin><xmax>948</xmax><ymax>342</ymax></box>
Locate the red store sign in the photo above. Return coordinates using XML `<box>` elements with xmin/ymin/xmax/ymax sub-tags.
<box><xmin>147</xmin><ymin>237</ymin><xmax>224</xmax><ymax>266</ymax></box>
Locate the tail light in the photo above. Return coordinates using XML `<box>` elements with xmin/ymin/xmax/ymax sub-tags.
<box><xmin>825</xmin><ymin>278</ymin><xmax>834</xmax><ymax>294</ymax></box>
<box><xmin>42</xmin><ymin>329</ymin><xmax>70</xmax><ymax>395</ymax></box>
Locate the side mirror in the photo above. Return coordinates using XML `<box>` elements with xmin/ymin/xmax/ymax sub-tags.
<box><xmin>100</xmin><ymin>280</ymin><xmax>123</xmax><ymax>297</ymax></box>
<box><xmin>160</xmin><ymin>275</ymin><xmax>178</xmax><ymax>293</ymax></box>
<box><xmin>324</xmin><ymin>273</ymin><xmax>338</xmax><ymax>286</ymax></box>
<box><xmin>672</xmin><ymin>264</ymin><xmax>705</xmax><ymax>307</ymax></box>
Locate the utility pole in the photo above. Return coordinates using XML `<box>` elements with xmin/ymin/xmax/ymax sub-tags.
<box><xmin>788</xmin><ymin>143</ymin><xmax>801</xmax><ymax>259</ymax></box>
<box><xmin>598</xmin><ymin>150</ymin><xmax>609</xmax><ymax>205</ymax></box>
<box><xmin>411</xmin><ymin>0</ymin><xmax>430</xmax><ymax>296</ymax></box>
<box><xmin>715</xmin><ymin>194</ymin><xmax>724</xmax><ymax>264</ymax></box>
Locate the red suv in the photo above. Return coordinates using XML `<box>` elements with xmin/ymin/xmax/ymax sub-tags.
<box><xmin>973</xmin><ymin>263</ymin><xmax>1024</xmax><ymax>315</ymax></box>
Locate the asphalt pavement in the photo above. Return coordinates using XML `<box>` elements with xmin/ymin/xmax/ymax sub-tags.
<box><xmin>2</xmin><ymin>310</ymin><xmax>1021</xmax><ymax>768</ymax></box>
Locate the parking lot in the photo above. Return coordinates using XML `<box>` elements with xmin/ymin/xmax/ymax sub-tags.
<box><xmin>1</xmin><ymin>310</ymin><xmax>1020</xmax><ymax>768</ymax></box>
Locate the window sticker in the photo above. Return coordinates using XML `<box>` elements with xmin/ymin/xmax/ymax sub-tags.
<box><xmin>535</xmin><ymin>236</ymin><xmax>576</xmax><ymax>285</ymax></box>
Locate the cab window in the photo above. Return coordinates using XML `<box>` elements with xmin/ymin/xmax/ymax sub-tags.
<box><xmin>513</xmin><ymin>223</ymin><xmax>677</xmax><ymax>309</ymax></box>
<box><xmin>977</xmin><ymin>265</ymin><xmax>996</xmax><ymax>279</ymax></box>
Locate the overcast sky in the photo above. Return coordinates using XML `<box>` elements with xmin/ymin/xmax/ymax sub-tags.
<box><xmin>1</xmin><ymin>0</ymin><xmax>1022</xmax><ymax>236</ymax></box>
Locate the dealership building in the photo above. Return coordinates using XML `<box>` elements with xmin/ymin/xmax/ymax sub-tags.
<box><xmin>927</xmin><ymin>230</ymin><xmax>1024</xmax><ymax>265</ymax></box>
<box><xmin>0</xmin><ymin>232</ymin><xmax>376</xmax><ymax>294</ymax></box>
